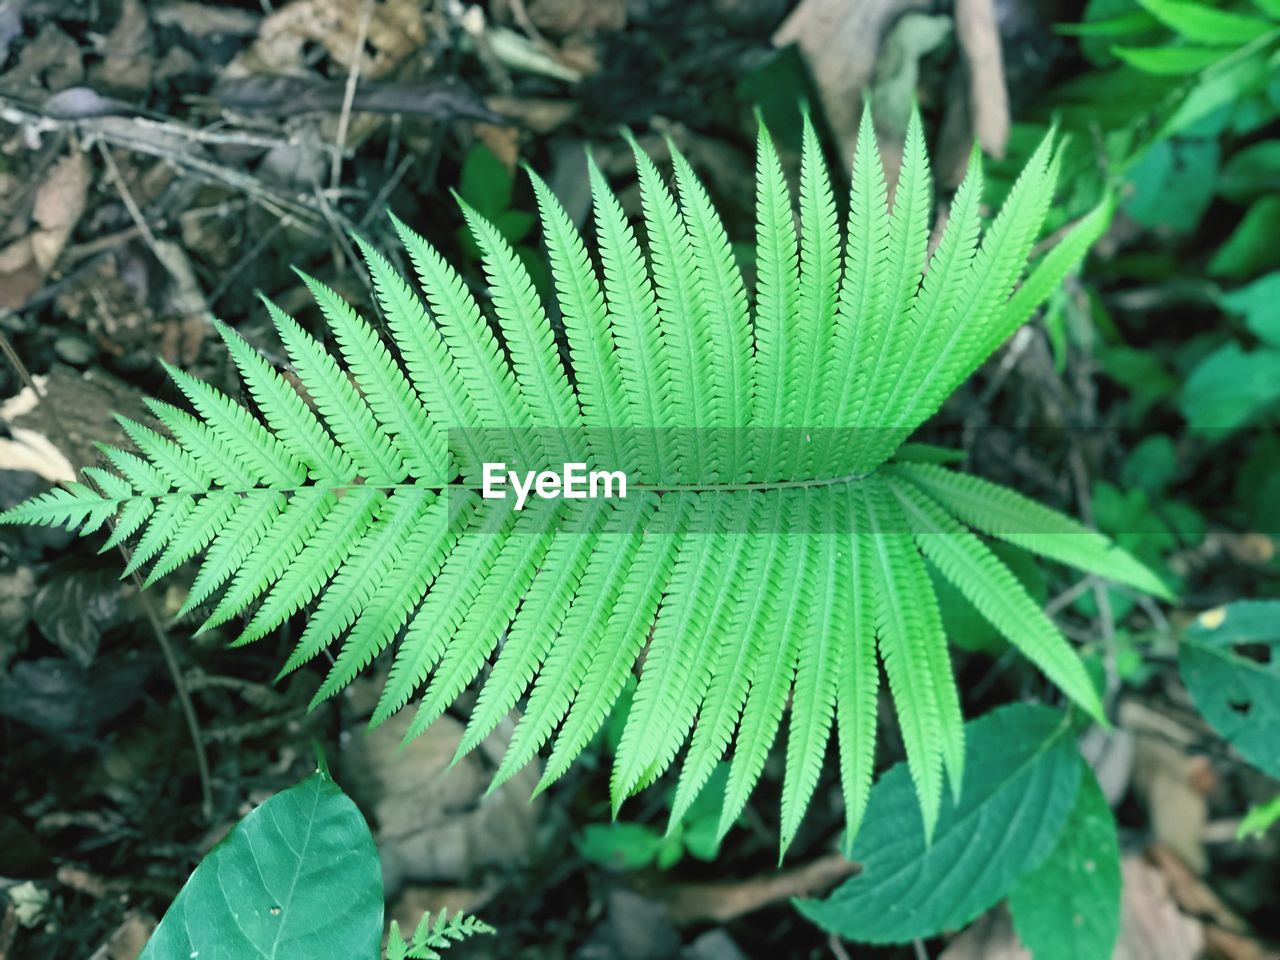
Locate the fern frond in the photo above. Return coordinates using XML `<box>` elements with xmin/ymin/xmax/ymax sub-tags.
<box><xmin>612</xmin><ymin>495</ymin><xmax>752</xmax><ymax>806</ymax></box>
<box><xmin>262</xmin><ymin>297</ymin><xmax>404</xmax><ymax>484</ymax></box>
<box><xmin>865</xmin><ymin>148</ymin><xmax>983</xmax><ymax>466</ymax></box>
<box><xmin>836</xmin><ymin>489</ymin><xmax>879</xmax><ymax>845</ymax></box>
<box><xmin>862</xmin><ymin>477</ymin><xmax>963</xmax><ymax>841</ymax></box>
<box><xmin>457</xmin><ymin>498</ymin><xmax>612</xmax><ymax>760</ymax></box>
<box><xmin>897</xmin><ymin>462</ymin><xmax>1172</xmax><ymax>599</ymax></box>
<box><xmin>894</xmin><ymin>130</ymin><xmax>1057</xmax><ymax>442</ymax></box>
<box><xmin>751</xmin><ymin>116</ymin><xmax>801</xmax><ymax>481</ymax></box>
<box><xmin>2</xmin><ymin>113</ymin><xmax>1168</xmax><ymax>857</ymax></box>
<box><xmin>667</xmin><ymin>495</ymin><xmax>791</xmax><ymax>829</ymax></box>
<box><xmin>585</xmin><ymin>151</ymin><xmax>674</xmax><ymax>480</ymax></box>
<box><xmin>718</xmin><ymin>491</ymin><xmax>810</xmax><ymax>838</ymax></box>
<box><xmin>536</xmin><ymin>494</ymin><xmax>691</xmax><ymax>794</ymax></box>
<box><xmin>847</xmin><ymin>106</ymin><xmax>931</xmax><ymax>468</ymax></box>
<box><xmin>780</xmin><ymin>495</ymin><xmax>843</xmax><ymax>856</ymax></box>
<box><xmin>492</xmin><ymin>494</ymin><xmax>662</xmax><ymax>791</ymax></box>
<box><xmin>793</xmin><ymin>110</ymin><xmax>842</xmax><ymax>478</ymax></box>
<box><xmin>457</xmin><ymin>196</ymin><xmax>581</xmax><ymax>460</ymax></box>
<box><xmin>296</xmin><ymin>270</ymin><xmax>444</xmax><ymax>481</ymax></box>
<box><xmin>159</xmin><ymin>360</ymin><xmax>305</xmax><ymax>487</ymax></box>
<box><xmin>817</xmin><ymin>103</ymin><xmax>888</xmax><ymax>476</ymax></box>
<box><xmin>627</xmin><ymin>133</ymin><xmax>718</xmax><ymax>480</ymax></box>
<box><xmin>527</xmin><ymin>165</ymin><xmax>635</xmax><ymax>474</ymax></box>
<box><xmin>386</xmin><ymin>908</ymin><xmax>494</xmax><ymax>960</ymax></box>
<box><xmin>143</xmin><ymin>490</ymin><xmax>238</xmax><ymax>587</ymax></box>
<box><xmin>890</xmin><ymin>477</ymin><xmax>1105</xmax><ymax>722</ymax></box>
<box><xmin>668</xmin><ymin>143</ymin><xmax>754</xmax><ymax>477</ymax></box>
<box><xmin>390</xmin><ymin>214</ymin><xmax>540</xmax><ymax>469</ymax></box>
<box><xmin>212</xmin><ymin>318</ymin><xmax>355</xmax><ymax>483</ymax></box>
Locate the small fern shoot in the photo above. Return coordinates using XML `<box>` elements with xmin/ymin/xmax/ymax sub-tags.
<box><xmin>386</xmin><ymin>910</ymin><xmax>494</xmax><ymax>960</ymax></box>
<box><xmin>2</xmin><ymin>105</ymin><xmax>1168</xmax><ymax>855</ymax></box>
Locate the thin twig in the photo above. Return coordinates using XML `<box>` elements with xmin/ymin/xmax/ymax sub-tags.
<box><xmin>1044</xmin><ymin>574</ymin><xmax>1098</xmax><ymax>618</ymax></box>
<box><xmin>359</xmin><ymin>152</ymin><xmax>415</xmax><ymax>228</ymax></box>
<box><xmin>331</xmin><ymin>0</ymin><xmax>375</xmax><ymax>189</ymax></box>
<box><xmin>827</xmin><ymin>934</ymin><xmax>852</xmax><ymax>960</ymax></box>
<box><xmin>96</xmin><ymin>142</ymin><xmax>162</xmax><ymax>256</ymax></box>
<box><xmin>0</xmin><ymin>330</ymin><xmax>213</xmax><ymax>817</ymax></box>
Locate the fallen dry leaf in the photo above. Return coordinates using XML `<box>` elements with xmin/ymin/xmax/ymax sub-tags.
<box><xmin>943</xmin><ymin>854</ymin><xmax>1214</xmax><ymax>960</ymax></box>
<box><xmin>92</xmin><ymin>0</ymin><xmax>153</xmax><ymax>93</ymax></box>
<box><xmin>86</xmin><ymin>911</ymin><xmax>155</xmax><ymax>960</ymax></box>
<box><xmin>955</xmin><ymin>0</ymin><xmax>1010</xmax><ymax>158</ymax></box>
<box><xmin>235</xmin><ymin>0</ymin><xmax>427</xmax><ymax>78</ymax></box>
<box><xmin>0</xmin><ymin>366</ymin><xmax>148</xmax><ymax>480</ymax></box>
<box><xmin>1116</xmin><ymin>854</ymin><xmax>1205</xmax><ymax>960</ymax></box>
<box><xmin>773</xmin><ymin>0</ymin><xmax>928</xmax><ymax>163</ymax></box>
<box><xmin>654</xmin><ymin>851</ymin><xmax>857</xmax><ymax>925</ymax></box>
<box><xmin>939</xmin><ymin>904</ymin><xmax>1030</xmax><ymax>960</ymax></box>
<box><xmin>1147</xmin><ymin>845</ymin><xmax>1272</xmax><ymax>960</ymax></box>
<box><xmin>523</xmin><ymin>0</ymin><xmax>626</xmax><ymax>34</ymax></box>
<box><xmin>1131</xmin><ymin>716</ymin><xmax>1208</xmax><ymax>880</ymax></box>
<box><xmin>0</xmin><ymin>152</ymin><xmax>90</xmax><ymax>309</ymax></box>
<box><xmin>340</xmin><ymin>710</ymin><xmax>543</xmax><ymax>896</ymax></box>
<box><xmin>0</xmin><ymin>380</ymin><xmax>76</xmax><ymax>483</ymax></box>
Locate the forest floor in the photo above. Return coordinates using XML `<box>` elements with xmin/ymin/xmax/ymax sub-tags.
<box><xmin>1</xmin><ymin>0</ymin><xmax>1277</xmax><ymax>958</ymax></box>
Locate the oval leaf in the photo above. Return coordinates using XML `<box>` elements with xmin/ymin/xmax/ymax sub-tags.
<box><xmin>1180</xmin><ymin>601</ymin><xmax>1280</xmax><ymax>778</ymax></box>
<box><xmin>140</xmin><ymin>771</ymin><xmax>383</xmax><ymax>960</ymax></box>
<box><xmin>1009</xmin><ymin>768</ymin><xmax>1122</xmax><ymax>960</ymax></box>
<box><xmin>796</xmin><ymin>703</ymin><xmax>1081</xmax><ymax>943</ymax></box>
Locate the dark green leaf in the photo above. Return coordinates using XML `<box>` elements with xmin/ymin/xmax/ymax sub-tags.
<box><xmin>1179</xmin><ymin>342</ymin><xmax>1280</xmax><ymax>429</ymax></box>
<box><xmin>1221</xmin><ymin>272</ymin><xmax>1280</xmax><ymax>347</ymax></box>
<box><xmin>1008</xmin><ymin>769</ymin><xmax>1122</xmax><ymax>960</ymax></box>
<box><xmin>1163</xmin><ymin>52</ymin><xmax>1273</xmax><ymax>138</ymax></box>
<box><xmin>1123</xmin><ymin>138</ymin><xmax>1218</xmax><ymax>233</ymax></box>
<box><xmin>796</xmin><ymin>704</ymin><xmax>1081</xmax><ymax>944</ymax></box>
<box><xmin>579</xmin><ymin>823</ymin><xmax>664</xmax><ymax>871</ymax></box>
<box><xmin>1210</xmin><ymin>196</ymin><xmax>1280</xmax><ymax>279</ymax></box>
<box><xmin>1180</xmin><ymin>601</ymin><xmax>1280</xmax><ymax>778</ymax></box>
<box><xmin>1112</xmin><ymin>44</ymin><xmax>1233</xmax><ymax>75</ymax></box>
<box><xmin>1220</xmin><ymin>141</ymin><xmax>1280</xmax><ymax>203</ymax></box>
<box><xmin>140</xmin><ymin>772</ymin><xmax>383</xmax><ymax>960</ymax></box>
<box><xmin>458</xmin><ymin>144</ymin><xmax>513</xmax><ymax>215</ymax></box>
<box><xmin>1121</xmin><ymin>435</ymin><xmax>1178</xmax><ymax>492</ymax></box>
<box><xmin>1137</xmin><ymin>0</ymin><xmax>1274</xmax><ymax>43</ymax></box>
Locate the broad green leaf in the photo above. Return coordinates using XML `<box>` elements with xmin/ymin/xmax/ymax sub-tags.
<box><xmin>1123</xmin><ymin>138</ymin><xmax>1218</xmax><ymax>234</ymax></box>
<box><xmin>1008</xmin><ymin>769</ymin><xmax>1122</xmax><ymax>960</ymax></box>
<box><xmin>1162</xmin><ymin>52</ymin><xmax>1274</xmax><ymax>139</ymax></box>
<box><xmin>1180</xmin><ymin>601</ymin><xmax>1280</xmax><ymax>778</ymax></box>
<box><xmin>1209</xmin><ymin>196</ymin><xmax>1280</xmax><ymax>279</ymax></box>
<box><xmin>458</xmin><ymin>143</ymin><xmax>513</xmax><ymax>214</ymax></box>
<box><xmin>796</xmin><ymin>703</ymin><xmax>1081</xmax><ymax>944</ymax></box>
<box><xmin>1179</xmin><ymin>342</ymin><xmax>1280</xmax><ymax>430</ymax></box>
<box><xmin>140</xmin><ymin>771</ymin><xmax>382</xmax><ymax>960</ymax></box>
<box><xmin>1222</xmin><ymin>272</ymin><xmax>1280</xmax><ymax>347</ymax></box>
<box><xmin>1220</xmin><ymin>140</ymin><xmax>1280</xmax><ymax>204</ymax></box>
<box><xmin>578</xmin><ymin>822</ymin><xmax>670</xmax><ymax>871</ymax></box>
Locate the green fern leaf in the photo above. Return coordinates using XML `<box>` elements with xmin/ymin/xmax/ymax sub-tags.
<box><xmin>1</xmin><ymin>112</ymin><xmax>1168</xmax><ymax>855</ymax></box>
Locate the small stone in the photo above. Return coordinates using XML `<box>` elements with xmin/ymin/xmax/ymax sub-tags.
<box><xmin>53</xmin><ymin>334</ymin><xmax>94</xmax><ymax>366</ymax></box>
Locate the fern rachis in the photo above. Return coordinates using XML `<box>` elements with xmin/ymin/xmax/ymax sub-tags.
<box><xmin>3</xmin><ymin>104</ymin><xmax>1167</xmax><ymax>853</ymax></box>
